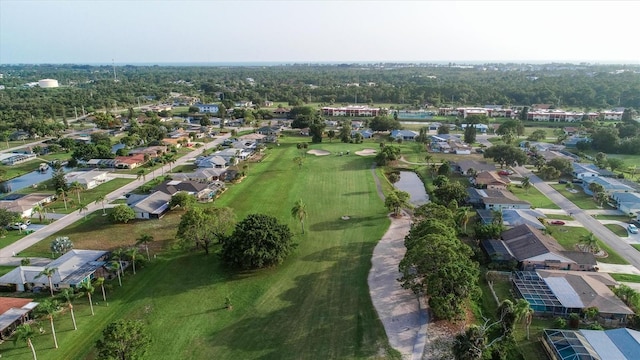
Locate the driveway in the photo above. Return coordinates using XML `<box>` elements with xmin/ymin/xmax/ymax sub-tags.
<box><xmin>515</xmin><ymin>166</ymin><xmax>640</xmax><ymax>271</ymax></box>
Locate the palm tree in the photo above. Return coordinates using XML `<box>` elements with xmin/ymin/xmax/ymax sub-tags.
<box><xmin>32</xmin><ymin>204</ymin><xmax>45</xmax><ymax>223</ymax></box>
<box><xmin>38</xmin><ymin>299</ymin><xmax>59</xmax><ymax>348</ymax></box>
<box><xmin>69</xmin><ymin>181</ymin><xmax>83</xmax><ymax>205</ymax></box>
<box><xmin>424</xmin><ymin>154</ymin><xmax>433</xmax><ymax>167</ymax></box>
<box><xmin>290</xmin><ymin>199</ymin><xmax>308</xmax><ymax>234</ymax></box>
<box><xmin>514</xmin><ymin>299</ymin><xmax>534</xmax><ymax>340</ymax></box>
<box><xmin>521</xmin><ymin>176</ymin><xmax>532</xmax><ymax>194</ymax></box>
<box><xmin>95</xmin><ymin>195</ymin><xmax>107</xmax><ymax>216</ymax></box>
<box><xmin>579</xmin><ymin>232</ymin><xmax>600</xmax><ymax>254</ymax></box>
<box><xmin>79</xmin><ymin>203</ymin><xmax>89</xmax><ymax>220</ymax></box>
<box><xmin>94</xmin><ymin>276</ymin><xmax>107</xmax><ymax>303</ymax></box>
<box><xmin>61</xmin><ymin>288</ymin><xmax>77</xmax><ymax>330</ymax></box>
<box><xmin>136</xmin><ymin>168</ymin><xmax>146</xmax><ymax>181</ymax></box>
<box><xmin>13</xmin><ymin>323</ymin><xmax>38</xmax><ymax>360</ymax></box>
<box><xmin>136</xmin><ymin>233</ymin><xmax>153</xmax><ymax>261</ymax></box>
<box><xmin>111</xmin><ymin>261</ymin><xmax>122</xmax><ymax>287</ymax></box>
<box><xmin>452</xmin><ymin>325</ymin><xmax>484</xmax><ymax>360</ymax></box>
<box><xmin>79</xmin><ymin>279</ymin><xmax>95</xmax><ymax>316</ymax></box>
<box><xmin>456</xmin><ymin>206</ymin><xmax>472</xmax><ymax>234</ymax></box>
<box><xmin>491</xmin><ymin>209</ymin><xmax>504</xmax><ymax>226</ymax></box>
<box><xmin>127</xmin><ymin>247</ymin><xmax>142</xmax><ymax>275</ymax></box>
<box><xmin>112</xmin><ymin>248</ymin><xmax>126</xmax><ymax>278</ymax></box>
<box><xmin>56</xmin><ymin>187</ymin><xmax>68</xmax><ymax>211</ymax></box>
<box><xmin>35</xmin><ymin>267</ymin><xmax>58</xmax><ymax>297</ymax></box>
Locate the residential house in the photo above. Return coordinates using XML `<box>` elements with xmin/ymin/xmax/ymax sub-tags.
<box><xmin>390</xmin><ymin>130</ymin><xmax>418</xmax><ymax>141</ymax></box>
<box><xmin>460</xmin><ymin>123</ymin><xmax>489</xmax><ymax>133</ymax></box>
<box><xmin>115</xmin><ymin>154</ymin><xmax>146</xmax><ymax>169</ymax></box>
<box><xmin>466</xmin><ymin>188</ymin><xmax>531</xmax><ymax>210</ymax></box>
<box><xmin>543</xmin><ymin>328</ymin><xmax>640</xmax><ymax>360</ymax></box>
<box><xmin>127</xmin><ymin>191</ymin><xmax>171</xmax><ymax>219</ymax></box>
<box><xmin>256</xmin><ymin>126</ymin><xmax>281</xmax><ymax>136</ymax></box>
<box><xmin>572</xmin><ymin>163</ymin><xmax>616</xmax><ymax>179</ymax></box>
<box><xmin>0</xmin><ymin>193</ymin><xmax>55</xmax><ymax>218</ymax></box>
<box><xmin>153</xmin><ymin>180</ymin><xmax>216</xmax><ymax>201</ymax></box>
<box><xmin>130</xmin><ymin>146</ymin><xmax>167</xmax><ymax>158</ymax></box>
<box><xmin>610</xmin><ymin>192</ymin><xmax>640</xmax><ymax>217</ymax></box>
<box><xmin>195</xmin><ymin>155</ymin><xmax>227</xmax><ymax>168</ymax></box>
<box><xmin>489</xmin><ymin>224</ymin><xmax>597</xmax><ymax>271</ymax></box>
<box><xmin>454</xmin><ymin>160</ymin><xmax>496</xmax><ymax>175</ymax></box>
<box><xmin>321</xmin><ymin>106</ymin><xmax>381</xmax><ymax>117</ymax></box>
<box><xmin>520</xmin><ymin>141</ymin><xmax>565</xmax><ymax>152</ymax></box>
<box><xmin>86</xmin><ymin>158</ymin><xmax>118</xmax><ymax>168</ymax></box>
<box><xmin>0</xmin><ymin>298</ymin><xmax>39</xmax><ymax>340</ymax></box>
<box><xmin>162</xmin><ymin>137</ymin><xmax>189</xmax><ymax>148</ymax></box>
<box><xmin>9</xmin><ymin>131</ymin><xmax>30</xmax><ymax>141</ymax></box>
<box><xmin>214</xmin><ymin>148</ymin><xmax>252</xmax><ymax>164</ymax></box>
<box><xmin>299</xmin><ymin>128</ymin><xmax>310</xmax><ymax>136</ymax></box>
<box><xmin>513</xmin><ymin>270</ymin><xmax>633</xmax><ymax>322</ymax></box>
<box><xmin>1</xmin><ymin>153</ymin><xmax>37</xmax><ymax>165</ymax></box>
<box><xmin>476</xmin><ymin>208</ymin><xmax>546</xmax><ymax>230</ymax></box>
<box><xmin>582</xmin><ymin>177</ymin><xmax>634</xmax><ymax>196</ymax></box>
<box><xmin>64</xmin><ymin>170</ymin><xmax>110</xmax><ymax>189</ymax></box>
<box><xmin>196</xmin><ymin>103</ymin><xmax>219</xmax><ymax>113</ymax></box>
<box><xmin>171</xmin><ymin>168</ymin><xmax>227</xmax><ymax>183</ymax></box>
<box><xmin>563</xmin><ymin>136</ymin><xmax>591</xmax><ymax>148</ymax></box>
<box><xmin>0</xmin><ymin>250</ymin><xmax>109</xmax><ymax>292</ymax></box>
<box><xmin>563</xmin><ymin>127</ymin><xmax>580</xmax><ymax>136</ymax></box>
<box><xmin>351</xmin><ymin>129</ymin><xmax>374</xmax><ymax>139</ymax></box>
<box><xmin>238</xmin><ymin>133</ymin><xmax>267</xmax><ymax>143</ymax></box>
<box><xmin>272</xmin><ymin>108</ymin><xmax>290</xmax><ymax>117</ymax></box>
<box><xmin>474</xmin><ymin>171</ymin><xmax>511</xmax><ymax>190</ymax></box>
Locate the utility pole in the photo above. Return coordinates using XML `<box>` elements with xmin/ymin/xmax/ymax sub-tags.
<box><xmin>112</xmin><ymin>59</ymin><xmax>117</xmax><ymax>82</ymax></box>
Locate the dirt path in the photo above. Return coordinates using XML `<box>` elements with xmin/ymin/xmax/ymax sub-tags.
<box><xmin>368</xmin><ymin>164</ymin><xmax>428</xmax><ymax>359</ymax></box>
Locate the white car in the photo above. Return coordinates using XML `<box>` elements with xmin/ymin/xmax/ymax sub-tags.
<box><xmin>629</xmin><ymin>224</ymin><xmax>639</xmax><ymax>234</ymax></box>
<box><xmin>9</xmin><ymin>223</ymin><xmax>28</xmax><ymax>230</ymax></box>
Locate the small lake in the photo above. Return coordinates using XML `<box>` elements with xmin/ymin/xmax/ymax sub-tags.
<box><xmin>0</xmin><ymin>166</ymin><xmax>73</xmax><ymax>194</ymax></box>
<box><xmin>394</xmin><ymin>171</ymin><xmax>429</xmax><ymax>206</ymax></box>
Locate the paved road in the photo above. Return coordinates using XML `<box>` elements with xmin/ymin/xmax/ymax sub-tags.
<box><xmin>515</xmin><ymin>166</ymin><xmax>640</xmax><ymax>271</ymax></box>
<box><xmin>0</xmin><ymin>133</ymin><xmax>231</xmax><ymax>265</ymax></box>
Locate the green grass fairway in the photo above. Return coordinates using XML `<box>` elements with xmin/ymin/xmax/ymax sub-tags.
<box><xmin>5</xmin><ymin>137</ymin><xmax>397</xmax><ymax>359</ymax></box>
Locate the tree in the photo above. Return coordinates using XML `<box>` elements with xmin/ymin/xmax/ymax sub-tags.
<box><xmin>608</xmin><ymin>158</ymin><xmax>625</xmax><ymax>172</ymax></box>
<box><xmin>56</xmin><ymin>187</ymin><xmax>68</xmax><ymax>211</ymax></box>
<box><xmin>177</xmin><ymin>207</ymin><xmax>236</xmax><ymax>255</ymax></box>
<box><xmin>96</xmin><ymin>320</ymin><xmax>151</xmax><ymax>360</ymax></box>
<box><xmin>339</xmin><ymin>120</ymin><xmax>351</xmax><ymax>143</ymax></box>
<box><xmin>79</xmin><ymin>278</ymin><xmax>95</xmax><ymax>316</ymax></box>
<box><xmin>221</xmin><ymin>213</ymin><xmax>295</xmax><ymax>269</ymax></box>
<box><xmin>327</xmin><ymin>129</ymin><xmax>336</xmax><ymax>142</ymax></box>
<box><xmin>375</xmin><ymin>145</ymin><xmax>401</xmax><ymax>166</ymax></box>
<box><xmin>437</xmin><ymin>124</ymin><xmax>450</xmax><ymax>134</ymax></box>
<box><xmin>136</xmin><ymin>169</ymin><xmax>146</xmax><ymax>181</ymax></box>
<box><xmin>387</xmin><ymin>171</ymin><xmax>400</xmax><ymax>185</ymax></box>
<box><xmin>0</xmin><ymin>208</ymin><xmax>20</xmax><ymax>228</ymax></box>
<box><xmin>309</xmin><ymin>118</ymin><xmax>326</xmax><ymax>143</ymax></box>
<box><xmin>433</xmin><ymin>182</ymin><xmax>467</xmax><ymax>206</ymax></box>
<box><xmin>290</xmin><ymin>199</ymin><xmax>308</xmax><ymax>234</ymax></box>
<box><xmin>127</xmin><ymin>247</ymin><xmax>142</xmax><ymax>275</ymax></box>
<box><xmin>548</xmin><ymin>158</ymin><xmax>572</xmax><ymax>175</ymax></box>
<box><xmin>95</xmin><ymin>277</ymin><xmax>108</xmax><ymax>303</ymax></box>
<box><xmin>169</xmin><ymin>192</ymin><xmax>196</xmax><ymax>210</ymax></box>
<box><xmin>595</xmin><ymin>191</ymin><xmax>608</xmax><ymax>208</ymax></box>
<box><xmin>385</xmin><ymin>190</ymin><xmax>411</xmax><ymax>217</ymax></box>
<box><xmin>521</xmin><ymin>176</ymin><xmax>532</xmax><ymax>194</ymax></box>
<box><xmin>95</xmin><ymin>195</ymin><xmax>107</xmax><ymax>216</ymax></box>
<box><xmin>79</xmin><ymin>203</ymin><xmax>89</xmax><ymax>220</ymax></box>
<box><xmin>36</xmin><ymin>267</ymin><xmax>58</xmax><ymax>297</ymax></box>
<box><xmin>69</xmin><ymin>181</ymin><xmax>84</xmax><ymax>205</ymax></box>
<box><xmin>37</xmin><ymin>299</ymin><xmax>60</xmax><ymax>349</ymax></box>
<box><xmin>483</xmin><ymin>145</ymin><xmax>527</xmax><ymax>168</ymax></box>
<box><xmin>455</xmin><ymin>206</ymin><xmax>472</xmax><ymax>234</ymax></box>
<box><xmin>13</xmin><ymin>323</ymin><xmax>38</xmax><ymax>360</ymax></box>
<box><xmin>61</xmin><ymin>288</ymin><xmax>78</xmax><ymax>330</ymax></box>
<box><xmin>136</xmin><ymin>233</ymin><xmax>153</xmax><ymax>261</ymax></box>
<box><xmin>110</xmin><ymin>204</ymin><xmax>136</xmax><ymax>223</ymax></box>
<box><xmin>32</xmin><ymin>204</ymin><xmax>45</xmax><ymax>223</ymax></box>
<box><xmin>539</xmin><ymin>165</ymin><xmax>562</xmax><ymax>180</ymax></box>
<box><xmin>50</xmin><ymin>236</ymin><xmax>73</xmax><ymax>257</ymax></box>
<box><xmin>437</xmin><ymin>161</ymin><xmax>451</xmax><ymax>177</ymax></box>
<box><xmin>464</xmin><ymin>124</ymin><xmax>477</xmax><ymax>144</ymax></box>
<box><xmin>452</xmin><ymin>325</ymin><xmax>484</xmax><ymax>360</ymax></box>
<box><xmin>579</xmin><ymin>232</ymin><xmax>600</xmax><ymax>254</ymax></box>
<box><xmin>497</xmin><ymin>299</ymin><xmax>517</xmax><ymax>338</ymax></box>
<box><xmin>514</xmin><ymin>299</ymin><xmax>533</xmax><ymax>340</ymax></box>
<box><xmin>527</xmin><ymin>129</ymin><xmax>547</xmax><ymax>141</ymax></box>
<box><xmin>111</xmin><ymin>260</ymin><xmax>122</xmax><ymax>287</ymax></box>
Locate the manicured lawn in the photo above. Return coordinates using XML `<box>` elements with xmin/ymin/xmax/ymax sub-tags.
<box><xmin>544</xmin><ymin>214</ymin><xmax>573</xmax><ymax>220</ymax></box>
<box><xmin>605</xmin><ymin>224</ymin><xmax>629</xmax><ymax>237</ymax></box>
<box><xmin>550</xmin><ymin>184</ymin><xmax>613</xmax><ymax>210</ymax></box>
<box><xmin>634</xmin><ymin>244</ymin><xmax>640</xmax><ymax>252</ymax></box>
<box><xmin>550</xmin><ymin>226</ymin><xmax>628</xmax><ymax>265</ymax></box>
<box><xmin>171</xmin><ymin>164</ymin><xmax>197</xmax><ymax>173</ymax></box>
<box><xmin>8</xmin><ymin>137</ymin><xmax>398</xmax><ymax>360</ymax></box>
<box><xmin>610</xmin><ymin>273</ymin><xmax>640</xmax><ymax>283</ymax></box>
<box><xmin>0</xmin><ymin>265</ymin><xmax>15</xmax><ymax>276</ymax></box>
<box><xmin>510</xmin><ymin>186</ymin><xmax>560</xmax><ymax>209</ymax></box>
<box><xmin>45</xmin><ymin>178</ymin><xmax>133</xmax><ymax>214</ymax></box>
<box><xmin>593</xmin><ymin>214</ymin><xmax>631</xmax><ymax>221</ymax></box>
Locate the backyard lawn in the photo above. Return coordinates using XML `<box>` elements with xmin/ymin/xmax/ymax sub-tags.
<box><xmin>5</xmin><ymin>137</ymin><xmax>398</xmax><ymax>360</ymax></box>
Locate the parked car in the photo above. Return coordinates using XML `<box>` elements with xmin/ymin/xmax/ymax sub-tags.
<box><xmin>7</xmin><ymin>223</ymin><xmax>28</xmax><ymax>230</ymax></box>
<box><xmin>629</xmin><ymin>224</ymin><xmax>639</xmax><ymax>234</ymax></box>
<box><xmin>550</xmin><ymin>220</ymin><xmax>566</xmax><ymax>225</ymax></box>
<box><xmin>22</xmin><ymin>219</ymin><xmax>31</xmax><ymax>226</ymax></box>
<box><xmin>558</xmin><ymin>180</ymin><xmax>568</xmax><ymax>184</ymax></box>
<box><xmin>498</xmin><ymin>170</ymin><xmax>514</xmax><ymax>176</ymax></box>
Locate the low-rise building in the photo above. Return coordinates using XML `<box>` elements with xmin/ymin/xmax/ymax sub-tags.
<box><xmin>128</xmin><ymin>191</ymin><xmax>171</xmax><ymax>219</ymax></box>
<box><xmin>64</xmin><ymin>170</ymin><xmax>110</xmax><ymax>189</ymax></box>
<box><xmin>0</xmin><ymin>193</ymin><xmax>55</xmax><ymax>218</ymax></box>
<box><xmin>466</xmin><ymin>188</ymin><xmax>531</xmax><ymax>210</ymax></box>
<box><xmin>473</xmin><ymin>171</ymin><xmax>511</xmax><ymax>190</ymax></box>
<box><xmin>0</xmin><ymin>297</ymin><xmax>39</xmax><ymax>340</ymax></box>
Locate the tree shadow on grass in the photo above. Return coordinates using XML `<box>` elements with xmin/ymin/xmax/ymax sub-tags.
<box><xmin>342</xmin><ymin>191</ymin><xmax>370</xmax><ymax>196</ymax></box>
<box><xmin>202</xmin><ymin>241</ymin><xmax>393</xmax><ymax>360</ymax></box>
<box><xmin>309</xmin><ymin>215</ymin><xmax>383</xmax><ymax>232</ymax></box>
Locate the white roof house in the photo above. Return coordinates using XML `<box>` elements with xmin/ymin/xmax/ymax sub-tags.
<box><xmin>0</xmin><ymin>249</ymin><xmax>109</xmax><ymax>292</ymax></box>
<box><xmin>65</xmin><ymin>170</ymin><xmax>110</xmax><ymax>189</ymax></box>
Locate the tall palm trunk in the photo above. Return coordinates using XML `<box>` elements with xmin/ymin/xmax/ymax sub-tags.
<box><xmin>48</xmin><ymin>277</ymin><xmax>54</xmax><ymax>297</ymax></box>
<box><xmin>87</xmin><ymin>293</ymin><xmax>94</xmax><ymax>316</ymax></box>
<box><xmin>27</xmin><ymin>338</ymin><xmax>38</xmax><ymax>360</ymax></box>
<box><xmin>132</xmin><ymin>259</ymin><xmax>136</xmax><ymax>275</ymax></box>
<box><xmin>69</xmin><ymin>303</ymin><xmax>77</xmax><ymax>330</ymax></box>
<box><xmin>49</xmin><ymin>315</ymin><xmax>58</xmax><ymax>348</ymax></box>
<box><xmin>145</xmin><ymin>245</ymin><xmax>150</xmax><ymax>261</ymax></box>
<box><xmin>101</xmin><ymin>284</ymin><xmax>107</xmax><ymax>302</ymax></box>
<box><xmin>116</xmin><ymin>269</ymin><xmax>122</xmax><ymax>287</ymax></box>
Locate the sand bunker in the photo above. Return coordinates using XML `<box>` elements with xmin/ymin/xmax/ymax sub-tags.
<box><xmin>307</xmin><ymin>149</ymin><xmax>330</xmax><ymax>156</ymax></box>
<box><xmin>355</xmin><ymin>149</ymin><xmax>377</xmax><ymax>156</ymax></box>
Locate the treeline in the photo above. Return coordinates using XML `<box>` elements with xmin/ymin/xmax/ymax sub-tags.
<box><xmin>1</xmin><ymin>63</ymin><xmax>639</xmax><ymax>133</ymax></box>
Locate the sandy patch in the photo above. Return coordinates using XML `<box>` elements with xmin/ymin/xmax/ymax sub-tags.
<box><xmin>356</xmin><ymin>148</ymin><xmax>377</xmax><ymax>156</ymax></box>
<box><xmin>307</xmin><ymin>149</ymin><xmax>330</xmax><ymax>156</ymax></box>
<box><xmin>368</xmin><ymin>211</ymin><xmax>425</xmax><ymax>359</ymax></box>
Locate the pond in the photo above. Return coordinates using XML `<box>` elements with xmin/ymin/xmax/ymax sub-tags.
<box><xmin>0</xmin><ymin>166</ymin><xmax>73</xmax><ymax>194</ymax></box>
<box><xmin>394</xmin><ymin>171</ymin><xmax>429</xmax><ymax>206</ymax></box>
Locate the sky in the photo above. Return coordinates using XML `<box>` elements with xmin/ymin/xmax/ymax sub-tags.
<box><xmin>1</xmin><ymin>0</ymin><xmax>639</xmax><ymax>65</ymax></box>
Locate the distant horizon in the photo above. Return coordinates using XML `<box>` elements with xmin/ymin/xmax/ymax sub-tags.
<box><xmin>3</xmin><ymin>60</ymin><xmax>640</xmax><ymax>67</ymax></box>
